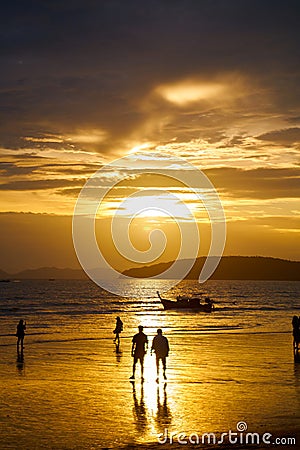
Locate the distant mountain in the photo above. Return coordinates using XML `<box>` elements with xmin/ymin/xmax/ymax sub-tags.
<box><xmin>0</xmin><ymin>266</ymin><xmax>128</xmax><ymax>280</ymax></box>
<box><xmin>0</xmin><ymin>267</ymin><xmax>88</xmax><ymax>280</ymax></box>
<box><xmin>0</xmin><ymin>268</ymin><xmax>10</xmax><ymax>279</ymax></box>
<box><xmin>122</xmin><ymin>256</ymin><xmax>300</xmax><ymax>281</ymax></box>
<box><xmin>1</xmin><ymin>257</ymin><xmax>299</xmax><ymax>280</ymax></box>
<box><xmin>15</xmin><ymin>267</ymin><xmax>89</xmax><ymax>280</ymax></box>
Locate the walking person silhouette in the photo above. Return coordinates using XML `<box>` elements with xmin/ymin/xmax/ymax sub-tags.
<box><xmin>130</xmin><ymin>325</ymin><xmax>148</xmax><ymax>382</ymax></box>
<box><xmin>151</xmin><ymin>329</ymin><xmax>169</xmax><ymax>382</ymax></box>
<box><xmin>113</xmin><ymin>316</ymin><xmax>123</xmax><ymax>346</ymax></box>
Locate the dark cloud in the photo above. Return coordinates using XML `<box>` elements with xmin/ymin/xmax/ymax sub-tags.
<box><xmin>2</xmin><ymin>1</ymin><xmax>299</xmax><ymax>69</ymax></box>
<box><xmin>43</xmin><ymin>163</ymin><xmax>100</xmax><ymax>175</ymax></box>
<box><xmin>0</xmin><ymin>1</ymin><xmax>300</xmax><ymax>152</ymax></box>
<box><xmin>256</xmin><ymin>127</ymin><xmax>300</xmax><ymax>145</ymax></box>
<box><xmin>1</xmin><ymin>1</ymin><xmax>299</xmax><ymax>266</ymax></box>
<box><xmin>206</xmin><ymin>167</ymin><xmax>300</xmax><ymax>199</ymax></box>
<box><xmin>57</xmin><ymin>187</ymin><xmax>82</xmax><ymax>197</ymax></box>
<box><xmin>0</xmin><ymin>178</ymin><xmax>81</xmax><ymax>191</ymax></box>
<box><xmin>0</xmin><ymin>152</ymin><xmax>45</xmax><ymax>160</ymax></box>
<box><xmin>0</xmin><ymin>162</ymin><xmax>38</xmax><ymax>176</ymax></box>
<box><xmin>55</xmin><ymin>167</ymin><xmax>300</xmax><ymax>201</ymax></box>
<box><xmin>248</xmin><ymin>216</ymin><xmax>300</xmax><ymax>230</ymax></box>
<box><xmin>0</xmin><ymin>159</ymin><xmax>99</xmax><ymax>179</ymax></box>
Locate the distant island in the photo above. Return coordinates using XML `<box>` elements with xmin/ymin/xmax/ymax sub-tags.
<box><xmin>122</xmin><ymin>256</ymin><xmax>300</xmax><ymax>281</ymax></box>
<box><xmin>0</xmin><ymin>256</ymin><xmax>300</xmax><ymax>280</ymax></box>
<box><xmin>0</xmin><ymin>267</ymin><xmax>88</xmax><ymax>280</ymax></box>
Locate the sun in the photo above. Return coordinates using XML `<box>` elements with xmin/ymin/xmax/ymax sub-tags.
<box><xmin>138</xmin><ymin>209</ymin><xmax>169</xmax><ymax>219</ymax></box>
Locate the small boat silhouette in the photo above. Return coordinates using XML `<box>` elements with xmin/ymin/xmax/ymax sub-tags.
<box><xmin>157</xmin><ymin>291</ymin><xmax>214</xmax><ymax>312</ymax></box>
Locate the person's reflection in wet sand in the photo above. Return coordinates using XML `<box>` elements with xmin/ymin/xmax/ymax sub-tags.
<box><xmin>294</xmin><ymin>360</ymin><xmax>300</xmax><ymax>381</ymax></box>
<box><xmin>155</xmin><ymin>383</ymin><xmax>172</xmax><ymax>431</ymax></box>
<box><xmin>16</xmin><ymin>347</ymin><xmax>25</xmax><ymax>375</ymax></box>
<box><xmin>114</xmin><ymin>342</ymin><xmax>122</xmax><ymax>363</ymax></box>
<box><xmin>293</xmin><ymin>363</ymin><xmax>300</xmax><ymax>428</ymax></box>
<box><xmin>131</xmin><ymin>381</ymin><xmax>148</xmax><ymax>435</ymax></box>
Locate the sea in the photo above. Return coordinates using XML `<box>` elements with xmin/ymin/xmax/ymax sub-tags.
<box><xmin>0</xmin><ymin>279</ymin><xmax>300</xmax><ymax>449</ymax></box>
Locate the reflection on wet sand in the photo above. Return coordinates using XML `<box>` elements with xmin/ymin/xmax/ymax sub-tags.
<box><xmin>155</xmin><ymin>383</ymin><xmax>172</xmax><ymax>431</ymax></box>
<box><xmin>294</xmin><ymin>360</ymin><xmax>300</xmax><ymax>382</ymax></box>
<box><xmin>115</xmin><ymin>343</ymin><xmax>122</xmax><ymax>364</ymax></box>
<box><xmin>16</xmin><ymin>347</ymin><xmax>25</xmax><ymax>375</ymax></box>
<box><xmin>131</xmin><ymin>379</ymin><xmax>172</xmax><ymax>439</ymax></box>
<box><xmin>131</xmin><ymin>381</ymin><xmax>148</xmax><ymax>435</ymax></box>
<box><xmin>294</xmin><ymin>349</ymin><xmax>300</xmax><ymax>364</ymax></box>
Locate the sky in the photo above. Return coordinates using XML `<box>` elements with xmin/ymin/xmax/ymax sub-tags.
<box><xmin>0</xmin><ymin>0</ymin><xmax>300</xmax><ymax>273</ymax></box>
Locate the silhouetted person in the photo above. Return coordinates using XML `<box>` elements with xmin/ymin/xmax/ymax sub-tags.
<box><xmin>113</xmin><ymin>316</ymin><xmax>123</xmax><ymax>346</ymax></box>
<box><xmin>151</xmin><ymin>329</ymin><xmax>169</xmax><ymax>382</ymax></box>
<box><xmin>292</xmin><ymin>316</ymin><xmax>300</xmax><ymax>361</ymax></box>
<box><xmin>16</xmin><ymin>319</ymin><xmax>26</xmax><ymax>351</ymax></box>
<box><xmin>130</xmin><ymin>325</ymin><xmax>148</xmax><ymax>381</ymax></box>
<box><xmin>205</xmin><ymin>297</ymin><xmax>214</xmax><ymax>310</ymax></box>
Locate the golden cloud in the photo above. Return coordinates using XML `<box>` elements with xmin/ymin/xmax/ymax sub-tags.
<box><xmin>155</xmin><ymin>79</ymin><xmax>227</xmax><ymax>106</ymax></box>
<box><xmin>65</xmin><ymin>128</ymin><xmax>108</xmax><ymax>144</ymax></box>
<box><xmin>23</xmin><ymin>135</ymin><xmax>64</xmax><ymax>143</ymax></box>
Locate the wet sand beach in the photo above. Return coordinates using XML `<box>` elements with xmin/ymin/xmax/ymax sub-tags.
<box><xmin>1</xmin><ymin>279</ymin><xmax>300</xmax><ymax>449</ymax></box>
<box><xmin>1</xmin><ymin>328</ymin><xmax>299</xmax><ymax>449</ymax></box>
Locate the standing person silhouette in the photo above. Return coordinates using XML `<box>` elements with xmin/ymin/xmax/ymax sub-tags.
<box><xmin>16</xmin><ymin>319</ymin><xmax>26</xmax><ymax>351</ymax></box>
<box><xmin>130</xmin><ymin>325</ymin><xmax>148</xmax><ymax>382</ymax></box>
<box><xmin>113</xmin><ymin>316</ymin><xmax>123</xmax><ymax>346</ymax></box>
<box><xmin>151</xmin><ymin>329</ymin><xmax>169</xmax><ymax>382</ymax></box>
<box><xmin>292</xmin><ymin>316</ymin><xmax>300</xmax><ymax>351</ymax></box>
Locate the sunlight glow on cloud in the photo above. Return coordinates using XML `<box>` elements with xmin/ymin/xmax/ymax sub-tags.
<box><xmin>23</xmin><ymin>135</ymin><xmax>64</xmax><ymax>143</ymax></box>
<box><xmin>128</xmin><ymin>142</ymin><xmax>153</xmax><ymax>154</ymax></box>
<box><xmin>39</xmin><ymin>148</ymin><xmax>101</xmax><ymax>163</ymax></box>
<box><xmin>65</xmin><ymin>129</ymin><xmax>108</xmax><ymax>144</ymax></box>
<box><xmin>97</xmin><ymin>192</ymin><xmax>195</xmax><ymax>220</ymax></box>
<box><xmin>155</xmin><ymin>79</ymin><xmax>227</xmax><ymax>105</ymax></box>
<box><xmin>23</xmin><ymin>129</ymin><xmax>108</xmax><ymax>148</ymax></box>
